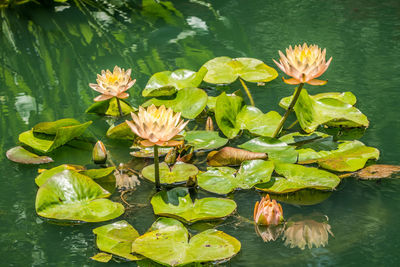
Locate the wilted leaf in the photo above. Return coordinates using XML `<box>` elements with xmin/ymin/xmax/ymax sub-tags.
<box><xmin>151</xmin><ymin>187</ymin><xmax>237</xmax><ymax>223</ymax></box>
<box><xmin>207</xmin><ymin>147</ymin><xmax>267</xmax><ymax>167</ymax></box>
<box><xmin>143</xmin><ymin>87</ymin><xmax>208</xmax><ymax>119</ymax></box>
<box><xmin>142</xmin><ymin>67</ymin><xmax>207</xmax><ymax>97</ymax></box>
<box><xmin>344</xmin><ymin>164</ymin><xmax>400</xmax><ymax>180</ymax></box>
<box><xmin>203</xmin><ymin>57</ymin><xmax>278</xmax><ymax>84</ymax></box>
<box><xmin>184</xmin><ymin>131</ymin><xmax>228</xmax><ymax>151</ymax></box>
<box><xmin>132</xmin><ymin>217</ymin><xmax>241</xmax><ymax>266</ymax></box>
<box><xmin>141</xmin><ymin>162</ymin><xmax>199</xmax><ymax>184</ymax></box>
<box><xmin>6</xmin><ymin>146</ymin><xmax>53</xmax><ymax>164</ymax></box>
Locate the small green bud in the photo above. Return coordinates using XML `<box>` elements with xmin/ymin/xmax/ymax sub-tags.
<box><xmin>93</xmin><ymin>141</ymin><xmax>107</xmax><ymax>164</ymax></box>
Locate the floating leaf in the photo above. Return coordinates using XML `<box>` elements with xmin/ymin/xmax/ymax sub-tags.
<box><xmin>239</xmin><ymin>137</ymin><xmax>298</xmax><ymax>163</ymax></box>
<box><xmin>142</xmin><ymin>67</ymin><xmax>207</xmax><ymax>97</ymax></box>
<box><xmin>236</xmin><ymin>106</ymin><xmax>282</xmax><ymax>137</ymax></box>
<box><xmin>279</xmin><ymin>91</ymin><xmax>357</xmax><ymax>109</ymax></box>
<box><xmin>106</xmin><ymin>122</ymin><xmax>136</xmax><ymax>140</ymax></box>
<box><xmin>19</xmin><ymin>119</ymin><xmax>92</xmax><ymax>153</ymax></box>
<box><xmin>6</xmin><ymin>146</ymin><xmax>53</xmax><ymax>164</ymax></box>
<box><xmin>271</xmin><ymin>189</ymin><xmax>332</xmax><ymax>206</ymax></box>
<box><xmin>35</xmin><ymin>164</ymin><xmax>86</xmax><ymax>186</ymax></box>
<box><xmin>35</xmin><ymin>169</ymin><xmax>124</xmax><ymax>222</ymax></box>
<box><xmin>207</xmin><ymin>147</ymin><xmax>267</xmax><ymax>167</ymax></box>
<box><xmin>256</xmin><ymin>163</ymin><xmax>340</xmax><ymax>194</ymax></box>
<box><xmin>215</xmin><ymin>92</ymin><xmax>244</xmax><ymax>138</ymax></box>
<box><xmin>86</xmin><ymin>98</ymin><xmax>136</xmax><ymax>116</ymax></box>
<box><xmin>132</xmin><ymin>217</ymin><xmax>241</xmax><ymax>266</ymax></box>
<box><xmin>141</xmin><ymin>162</ymin><xmax>199</xmax><ymax>184</ymax></box>
<box><xmin>281</xmin><ymin>89</ymin><xmax>369</xmax><ymax>133</ymax></box>
<box><xmin>342</xmin><ymin>164</ymin><xmax>400</xmax><ymax>180</ymax></box>
<box><xmin>81</xmin><ymin>167</ymin><xmax>116</xmax><ymax>179</ymax></box>
<box><xmin>130</xmin><ymin>146</ymin><xmax>173</xmax><ymax>158</ymax></box>
<box><xmin>184</xmin><ymin>131</ymin><xmax>228</xmax><ymax>151</ymax></box>
<box><xmin>198</xmin><ymin>160</ymin><xmax>274</xmax><ymax>194</ymax></box>
<box><xmin>300</xmin><ymin>140</ymin><xmax>380</xmax><ymax>172</ymax></box>
<box><xmin>93</xmin><ymin>220</ymin><xmax>141</xmax><ymax>261</ymax></box>
<box><xmin>91</xmin><ymin>252</ymin><xmax>112</xmax><ymax>263</ymax></box>
<box><xmin>203</xmin><ymin>57</ymin><xmax>278</xmax><ymax>84</ymax></box>
<box><xmin>143</xmin><ymin>87</ymin><xmax>208</xmax><ymax>119</ymax></box>
<box><xmin>151</xmin><ymin>187</ymin><xmax>236</xmax><ymax>223</ymax></box>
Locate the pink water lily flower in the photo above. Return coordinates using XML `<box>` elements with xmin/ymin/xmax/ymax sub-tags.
<box><xmin>90</xmin><ymin>65</ymin><xmax>136</xmax><ymax>102</ymax></box>
<box><xmin>273</xmin><ymin>43</ymin><xmax>332</xmax><ymax>85</ymax></box>
<box><xmin>254</xmin><ymin>195</ymin><xmax>284</xmax><ymax>226</ymax></box>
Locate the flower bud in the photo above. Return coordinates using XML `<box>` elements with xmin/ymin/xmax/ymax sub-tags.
<box><xmin>93</xmin><ymin>141</ymin><xmax>107</xmax><ymax>164</ymax></box>
<box><xmin>254</xmin><ymin>194</ymin><xmax>284</xmax><ymax>226</ymax></box>
<box><xmin>206</xmin><ymin>116</ymin><xmax>214</xmax><ymax>131</ymax></box>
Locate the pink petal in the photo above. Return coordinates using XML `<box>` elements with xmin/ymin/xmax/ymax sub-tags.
<box><xmin>94</xmin><ymin>94</ymin><xmax>113</xmax><ymax>102</ymax></box>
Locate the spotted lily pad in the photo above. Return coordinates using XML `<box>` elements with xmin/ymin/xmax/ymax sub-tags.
<box><xmin>184</xmin><ymin>131</ymin><xmax>228</xmax><ymax>151</ymax></box>
<box><xmin>6</xmin><ymin>146</ymin><xmax>53</xmax><ymax>164</ymax></box>
<box><xmin>203</xmin><ymin>57</ymin><xmax>278</xmax><ymax>84</ymax></box>
<box><xmin>256</xmin><ymin>163</ymin><xmax>340</xmax><ymax>194</ymax></box>
<box><xmin>198</xmin><ymin>160</ymin><xmax>274</xmax><ymax>194</ymax></box>
<box><xmin>281</xmin><ymin>89</ymin><xmax>369</xmax><ymax>133</ymax></box>
<box><xmin>106</xmin><ymin>122</ymin><xmax>136</xmax><ymax>140</ymax></box>
<box><xmin>215</xmin><ymin>92</ymin><xmax>244</xmax><ymax>138</ymax></box>
<box><xmin>142</xmin><ymin>67</ymin><xmax>207</xmax><ymax>97</ymax></box>
<box><xmin>141</xmin><ymin>162</ymin><xmax>199</xmax><ymax>184</ymax></box>
<box><xmin>236</xmin><ymin>106</ymin><xmax>282</xmax><ymax>137</ymax></box>
<box><xmin>239</xmin><ymin>137</ymin><xmax>298</xmax><ymax>163</ymax></box>
<box><xmin>93</xmin><ymin>220</ymin><xmax>141</xmax><ymax>261</ymax></box>
<box><xmin>131</xmin><ymin>217</ymin><xmax>241</xmax><ymax>266</ymax></box>
<box><xmin>86</xmin><ymin>98</ymin><xmax>136</xmax><ymax>116</ymax></box>
<box><xmin>143</xmin><ymin>87</ymin><xmax>208</xmax><ymax>119</ymax></box>
<box><xmin>19</xmin><ymin>119</ymin><xmax>92</xmax><ymax>153</ymax></box>
<box><xmin>35</xmin><ymin>169</ymin><xmax>124</xmax><ymax>222</ymax></box>
<box><xmin>151</xmin><ymin>187</ymin><xmax>236</xmax><ymax>223</ymax></box>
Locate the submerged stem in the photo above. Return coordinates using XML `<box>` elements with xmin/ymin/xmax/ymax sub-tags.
<box><xmin>272</xmin><ymin>83</ymin><xmax>304</xmax><ymax>138</ymax></box>
<box><xmin>116</xmin><ymin>97</ymin><xmax>123</xmax><ymax>117</ymax></box>
<box><xmin>153</xmin><ymin>144</ymin><xmax>161</xmax><ymax>191</ymax></box>
<box><xmin>239</xmin><ymin>78</ymin><xmax>255</xmax><ymax>106</ymax></box>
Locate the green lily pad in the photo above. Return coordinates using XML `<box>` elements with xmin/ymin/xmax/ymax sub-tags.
<box><xmin>35</xmin><ymin>164</ymin><xmax>85</xmax><ymax>186</ymax></box>
<box><xmin>203</xmin><ymin>57</ymin><xmax>278</xmax><ymax>84</ymax></box>
<box><xmin>142</xmin><ymin>67</ymin><xmax>207</xmax><ymax>97</ymax></box>
<box><xmin>184</xmin><ymin>131</ymin><xmax>228</xmax><ymax>151</ymax></box>
<box><xmin>141</xmin><ymin>162</ymin><xmax>199</xmax><ymax>184</ymax></box>
<box><xmin>150</xmin><ymin>187</ymin><xmax>237</xmax><ymax>223</ymax></box>
<box><xmin>81</xmin><ymin>167</ymin><xmax>117</xmax><ymax>193</ymax></box>
<box><xmin>93</xmin><ymin>220</ymin><xmax>141</xmax><ymax>261</ymax></box>
<box><xmin>130</xmin><ymin>146</ymin><xmax>173</xmax><ymax>158</ymax></box>
<box><xmin>6</xmin><ymin>146</ymin><xmax>53</xmax><ymax>164</ymax></box>
<box><xmin>282</xmin><ymin>89</ymin><xmax>369</xmax><ymax>133</ymax></box>
<box><xmin>206</xmin><ymin>96</ymin><xmax>217</xmax><ymax>112</ymax></box>
<box><xmin>106</xmin><ymin>122</ymin><xmax>136</xmax><ymax>140</ymax></box>
<box><xmin>19</xmin><ymin>119</ymin><xmax>92</xmax><ymax>153</ymax></box>
<box><xmin>279</xmin><ymin>91</ymin><xmax>357</xmax><ymax>109</ymax></box>
<box><xmin>236</xmin><ymin>106</ymin><xmax>282</xmax><ymax>137</ymax></box>
<box><xmin>271</xmin><ymin>189</ymin><xmax>332</xmax><ymax>206</ymax></box>
<box><xmin>239</xmin><ymin>137</ymin><xmax>298</xmax><ymax>163</ymax></box>
<box><xmin>86</xmin><ymin>98</ymin><xmax>136</xmax><ymax>117</ymax></box>
<box><xmin>132</xmin><ymin>217</ymin><xmax>241</xmax><ymax>266</ymax></box>
<box><xmin>256</xmin><ymin>163</ymin><xmax>340</xmax><ymax>194</ymax></box>
<box><xmin>91</xmin><ymin>252</ymin><xmax>112</xmax><ymax>263</ymax></box>
<box><xmin>215</xmin><ymin>92</ymin><xmax>244</xmax><ymax>138</ymax></box>
<box><xmin>198</xmin><ymin>160</ymin><xmax>274</xmax><ymax>194</ymax></box>
<box><xmin>143</xmin><ymin>87</ymin><xmax>208</xmax><ymax>119</ymax></box>
<box><xmin>301</xmin><ymin>140</ymin><xmax>380</xmax><ymax>172</ymax></box>
<box><xmin>35</xmin><ymin>169</ymin><xmax>124</xmax><ymax>222</ymax></box>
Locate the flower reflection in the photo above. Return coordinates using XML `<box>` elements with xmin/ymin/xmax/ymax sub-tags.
<box><xmin>255</xmin><ymin>224</ymin><xmax>285</xmax><ymax>242</ymax></box>
<box><xmin>283</xmin><ymin>215</ymin><xmax>334</xmax><ymax>250</ymax></box>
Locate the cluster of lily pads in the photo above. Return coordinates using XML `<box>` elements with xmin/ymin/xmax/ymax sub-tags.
<box><xmin>6</xmin><ymin>44</ymin><xmax>399</xmax><ymax>266</ymax></box>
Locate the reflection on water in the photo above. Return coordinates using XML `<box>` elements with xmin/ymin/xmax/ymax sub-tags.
<box><xmin>1</xmin><ymin>0</ymin><xmax>400</xmax><ymax>266</ymax></box>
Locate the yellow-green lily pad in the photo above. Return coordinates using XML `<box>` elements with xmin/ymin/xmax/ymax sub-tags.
<box><xmin>184</xmin><ymin>131</ymin><xmax>228</xmax><ymax>151</ymax></box>
<box><xmin>215</xmin><ymin>92</ymin><xmax>244</xmax><ymax>139</ymax></box>
<box><xmin>106</xmin><ymin>122</ymin><xmax>136</xmax><ymax>140</ymax></box>
<box><xmin>236</xmin><ymin>106</ymin><xmax>282</xmax><ymax>137</ymax></box>
<box><xmin>141</xmin><ymin>162</ymin><xmax>199</xmax><ymax>184</ymax></box>
<box><xmin>86</xmin><ymin>98</ymin><xmax>136</xmax><ymax>116</ymax></box>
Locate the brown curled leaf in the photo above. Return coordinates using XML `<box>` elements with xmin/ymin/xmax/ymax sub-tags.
<box><xmin>207</xmin><ymin>147</ymin><xmax>268</xmax><ymax>166</ymax></box>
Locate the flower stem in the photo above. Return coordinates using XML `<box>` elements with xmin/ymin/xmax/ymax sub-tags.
<box><xmin>239</xmin><ymin>78</ymin><xmax>255</xmax><ymax>106</ymax></box>
<box><xmin>272</xmin><ymin>83</ymin><xmax>304</xmax><ymax>138</ymax></box>
<box><xmin>153</xmin><ymin>144</ymin><xmax>161</xmax><ymax>191</ymax></box>
<box><xmin>116</xmin><ymin>98</ymin><xmax>123</xmax><ymax>117</ymax></box>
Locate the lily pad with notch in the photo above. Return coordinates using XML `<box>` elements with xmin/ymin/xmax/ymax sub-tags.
<box><xmin>131</xmin><ymin>217</ymin><xmax>241</xmax><ymax>266</ymax></box>
<box><xmin>141</xmin><ymin>162</ymin><xmax>199</xmax><ymax>184</ymax></box>
<box><xmin>151</xmin><ymin>187</ymin><xmax>237</xmax><ymax>223</ymax></box>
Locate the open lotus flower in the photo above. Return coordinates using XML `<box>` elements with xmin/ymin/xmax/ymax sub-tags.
<box><xmin>254</xmin><ymin>195</ymin><xmax>284</xmax><ymax>226</ymax></box>
<box><xmin>283</xmin><ymin>216</ymin><xmax>334</xmax><ymax>250</ymax></box>
<box><xmin>89</xmin><ymin>65</ymin><xmax>136</xmax><ymax>102</ymax></box>
<box><xmin>126</xmin><ymin>105</ymin><xmax>188</xmax><ymax>147</ymax></box>
<box><xmin>273</xmin><ymin>43</ymin><xmax>332</xmax><ymax>85</ymax></box>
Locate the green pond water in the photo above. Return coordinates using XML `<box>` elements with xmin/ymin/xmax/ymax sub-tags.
<box><xmin>1</xmin><ymin>0</ymin><xmax>400</xmax><ymax>266</ymax></box>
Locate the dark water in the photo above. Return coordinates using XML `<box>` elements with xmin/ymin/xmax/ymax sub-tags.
<box><xmin>1</xmin><ymin>0</ymin><xmax>400</xmax><ymax>266</ymax></box>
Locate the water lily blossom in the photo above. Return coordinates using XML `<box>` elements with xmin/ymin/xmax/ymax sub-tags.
<box><xmin>273</xmin><ymin>43</ymin><xmax>332</xmax><ymax>85</ymax></box>
<box><xmin>90</xmin><ymin>65</ymin><xmax>136</xmax><ymax>102</ymax></box>
<box><xmin>126</xmin><ymin>105</ymin><xmax>188</xmax><ymax>147</ymax></box>
<box><xmin>254</xmin><ymin>195</ymin><xmax>284</xmax><ymax>226</ymax></box>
